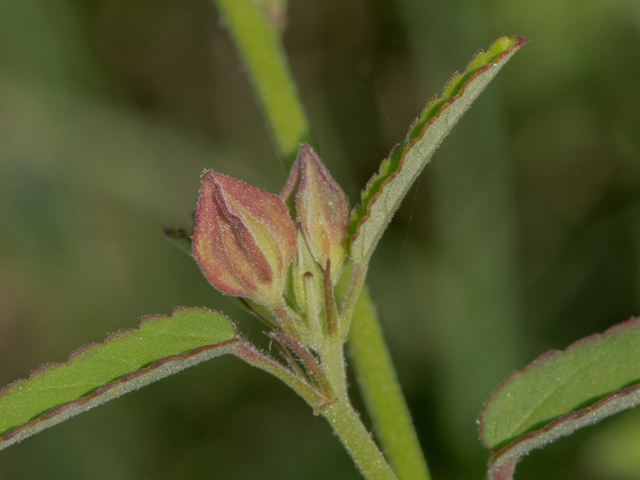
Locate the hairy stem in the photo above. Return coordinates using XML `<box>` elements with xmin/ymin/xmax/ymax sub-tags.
<box><xmin>319</xmin><ymin>339</ymin><xmax>348</xmax><ymax>402</ymax></box>
<box><xmin>234</xmin><ymin>341</ymin><xmax>325</xmax><ymax>409</ymax></box>
<box><xmin>322</xmin><ymin>398</ymin><xmax>398</xmax><ymax>480</ymax></box>
<box><xmin>242</xmin><ymin>333</ymin><xmax>397</xmax><ymax>480</ymax></box>
<box><xmin>318</xmin><ymin>335</ymin><xmax>398</xmax><ymax>479</ymax></box>
<box><xmin>349</xmin><ymin>288</ymin><xmax>431</xmax><ymax>480</ymax></box>
<box><xmin>213</xmin><ymin>2</ymin><xmax>431</xmax><ymax>478</ymax></box>
<box><xmin>213</xmin><ymin>0</ymin><xmax>310</xmax><ymax>168</ymax></box>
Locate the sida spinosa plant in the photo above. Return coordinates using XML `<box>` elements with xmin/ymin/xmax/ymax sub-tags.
<box><xmin>1</xmin><ymin>2</ymin><xmax>638</xmax><ymax>480</ymax></box>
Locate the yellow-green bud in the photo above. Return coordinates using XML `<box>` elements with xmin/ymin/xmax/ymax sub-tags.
<box><xmin>281</xmin><ymin>145</ymin><xmax>349</xmax><ymax>283</ymax></box>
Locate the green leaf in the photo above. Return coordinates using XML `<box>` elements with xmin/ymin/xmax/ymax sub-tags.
<box><xmin>163</xmin><ymin>227</ymin><xmax>192</xmax><ymax>255</ymax></box>
<box><xmin>348</xmin><ymin>35</ymin><xmax>528</xmax><ymax>265</ymax></box>
<box><xmin>0</xmin><ymin>307</ymin><xmax>238</xmax><ymax>451</ymax></box>
<box><xmin>480</xmin><ymin>317</ymin><xmax>640</xmax><ymax>474</ymax></box>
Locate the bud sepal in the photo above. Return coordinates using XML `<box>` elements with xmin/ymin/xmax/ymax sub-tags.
<box><xmin>193</xmin><ymin>171</ymin><xmax>296</xmax><ymax>307</ymax></box>
<box><xmin>281</xmin><ymin>144</ymin><xmax>349</xmax><ymax>284</ymax></box>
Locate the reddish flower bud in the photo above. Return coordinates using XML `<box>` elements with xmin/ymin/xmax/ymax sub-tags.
<box><xmin>281</xmin><ymin>145</ymin><xmax>349</xmax><ymax>283</ymax></box>
<box><xmin>193</xmin><ymin>171</ymin><xmax>296</xmax><ymax>306</ymax></box>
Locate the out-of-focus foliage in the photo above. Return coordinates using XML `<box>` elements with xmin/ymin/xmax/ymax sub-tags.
<box><xmin>582</xmin><ymin>411</ymin><xmax>640</xmax><ymax>479</ymax></box>
<box><xmin>0</xmin><ymin>0</ymin><xmax>638</xmax><ymax>479</ymax></box>
<box><xmin>0</xmin><ymin>307</ymin><xmax>237</xmax><ymax>451</ymax></box>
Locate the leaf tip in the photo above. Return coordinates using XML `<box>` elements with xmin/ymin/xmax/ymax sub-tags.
<box><xmin>349</xmin><ymin>35</ymin><xmax>529</xmax><ymax>251</ymax></box>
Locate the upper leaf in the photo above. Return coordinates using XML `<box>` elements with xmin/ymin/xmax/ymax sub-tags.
<box><xmin>348</xmin><ymin>35</ymin><xmax>528</xmax><ymax>265</ymax></box>
<box><xmin>0</xmin><ymin>307</ymin><xmax>238</xmax><ymax>451</ymax></box>
<box><xmin>480</xmin><ymin>317</ymin><xmax>640</xmax><ymax>470</ymax></box>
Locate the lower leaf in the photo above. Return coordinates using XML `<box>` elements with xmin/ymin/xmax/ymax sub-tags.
<box><xmin>0</xmin><ymin>307</ymin><xmax>238</xmax><ymax>451</ymax></box>
<box><xmin>480</xmin><ymin>317</ymin><xmax>640</xmax><ymax>477</ymax></box>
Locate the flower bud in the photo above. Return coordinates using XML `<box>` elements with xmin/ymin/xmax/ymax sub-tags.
<box><xmin>292</xmin><ymin>228</ymin><xmax>324</xmax><ymax>316</ymax></box>
<box><xmin>281</xmin><ymin>145</ymin><xmax>349</xmax><ymax>283</ymax></box>
<box><xmin>193</xmin><ymin>171</ymin><xmax>296</xmax><ymax>307</ymax></box>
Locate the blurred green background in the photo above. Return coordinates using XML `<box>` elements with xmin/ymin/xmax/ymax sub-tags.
<box><xmin>0</xmin><ymin>0</ymin><xmax>639</xmax><ymax>479</ymax></box>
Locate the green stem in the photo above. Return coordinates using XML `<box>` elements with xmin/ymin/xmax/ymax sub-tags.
<box><xmin>318</xmin><ymin>336</ymin><xmax>396</xmax><ymax>480</ymax></box>
<box><xmin>271</xmin><ymin>332</ymin><xmax>333</xmax><ymax>400</ymax></box>
<box><xmin>213</xmin><ymin>0</ymin><xmax>310</xmax><ymax>169</ymax></box>
<box><xmin>319</xmin><ymin>339</ymin><xmax>348</xmax><ymax>402</ymax></box>
<box><xmin>349</xmin><ymin>288</ymin><xmax>431</xmax><ymax>480</ymax></box>
<box><xmin>234</xmin><ymin>341</ymin><xmax>324</xmax><ymax>409</ymax></box>
<box><xmin>322</xmin><ymin>398</ymin><xmax>398</xmax><ymax>480</ymax></box>
<box><xmin>243</xmin><ymin>333</ymin><xmax>397</xmax><ymax>480</ymax></box>
<box><xmin>213</xmin><ymin>2</ymin><xmax>431</xmax><ymax>478</ymax></box>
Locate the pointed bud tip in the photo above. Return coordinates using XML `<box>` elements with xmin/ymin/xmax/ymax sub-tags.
<box><xmin>193</xmin><ymin>170</ymin><xmax>296</xmax><ymax>306</ymax></box>
<box><xmin>287</xmin><ymin>146</ymin><xmax>349</xmax><ymax>282</ymax></box>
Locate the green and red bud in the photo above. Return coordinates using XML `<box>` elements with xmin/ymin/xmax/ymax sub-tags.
<box><xmin>192</xmin><ymin>171</ymin><xmax>296</xmax><ymax>307</ymax></box>
<box><xmin>281</xmin><ymin>145</ymin><xmax>349</xmax><ymax>283</ymax></box>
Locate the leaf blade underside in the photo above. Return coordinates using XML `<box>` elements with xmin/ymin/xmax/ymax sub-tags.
<box><xmin>0</xmin><ymin>307</ymin><xmax>238</xmax><ymax>451</ymax></box>
<box><xmin>480</xmin><ymin>317</ymin><xmax>640</xmax><ymax>470</ymax></box>
<box><xmin>348</xmin><ymin>35</ymin><xmax>528</xmax><ymax>265</ymax></box>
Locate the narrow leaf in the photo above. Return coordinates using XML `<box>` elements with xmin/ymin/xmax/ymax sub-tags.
<box><xmin>349</xmin><ymin>35</ymin><xmax>528</xmax><ymax>265</ymax></box>
<box><xmin>0</xmin><ymin>307</ymin><xmax>238</xmax><ymax>451</ymax></box>
<box><xmin>163</xmin><ymin>227</ymin><xmax>192</xmax><ymax>255</ymax></box>
<box><xmin>480</xmin><ymin>317</ymin><xmax>640</xmax><ymax>473</ymax></box>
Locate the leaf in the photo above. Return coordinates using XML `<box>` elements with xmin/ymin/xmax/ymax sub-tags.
<box><xmin>0</xmin><ymin>307</ymin><xmax>239</xmax><ymax>451</ymax></box>
<box><xmin>163</xmin><ymin>227</ymin><xmax>192</xmax><ymax>255</ymax></box>
<box><xmin>480</xmin><ymin>317</ymin><xmax>640</xmax><ymax>474</ymax></box>
<box><xmin>348</xmin><ymin>35</ymin><xmax>528</xmax><ymax>265</ymax></box>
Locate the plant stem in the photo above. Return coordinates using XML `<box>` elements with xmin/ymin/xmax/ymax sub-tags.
<box><xmin>322</xmin><ymin>398</ymin><xmax>398</xmax><ymax>480</ymax></box>
<box><xmin>319</xmin><ymin>339</ymin><xmax>348</xmax><ymax>402</ymax></box>
<box><xmin>213</xmin><ymin>0</ymin><xmax>310</xmax><ymax>169</ymax></box>
<box><xmin>213</xmin><ymin>2</ymin><xmax>431</xmax><ymax>478</ymax></box>
<box><xmin>349</xmin><ymin>287</ymin><xmax>431</xmax><ymax>480</ymax></box>
<box><xmin>243</xmin><ymin>333</ymin><xmax>398</xmax><ymax>480</ymax></box>
<box><xmin>234</xmin><ymin>341</ymin><xmax>325</xmax><ymax>409</ymax></box>
<box><xmin>318</xmin><ymin>337</ymin><xmax>397</xmax><ymax>480</ymax></box>
<box><xmin>317</xmin><ymin>339</ymin><xmax>403</xmax><ymax>480</ymax></box>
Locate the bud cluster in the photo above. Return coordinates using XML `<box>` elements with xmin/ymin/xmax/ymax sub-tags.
<box><xmin>192</xmin><ymin>145</ymin><xmax>349</xmax><ymax>340</ymax></box>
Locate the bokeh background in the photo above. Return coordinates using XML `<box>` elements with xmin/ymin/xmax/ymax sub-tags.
<box><xmin>0</xmin><ymin>0</ymin><xmax>639</xmax><ymax>479</ymax></box>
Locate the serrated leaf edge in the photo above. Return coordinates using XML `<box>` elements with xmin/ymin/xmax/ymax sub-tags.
<box><xmin>348</xmin><ymin>35</ymin><xmax>529</xmax><ymax>244</ymax></box>
<box><xmin>0</xmin><ymin>307</ymin><xmax>239</xmax><ymax>451</ymax></box>
<box><xmin>489</xmin><ymin>382</ymin><xmax>640</xmax><ymax>469</ymax></box>
<box><xmin>479</xmin><ymin>317</ymin><xmax>640</xmax><ymax>469</ymax></box>
<box><xmin>479</xmin><ymin>316</ymin><xmax>640</xmax><ymax>448</ymax></box>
